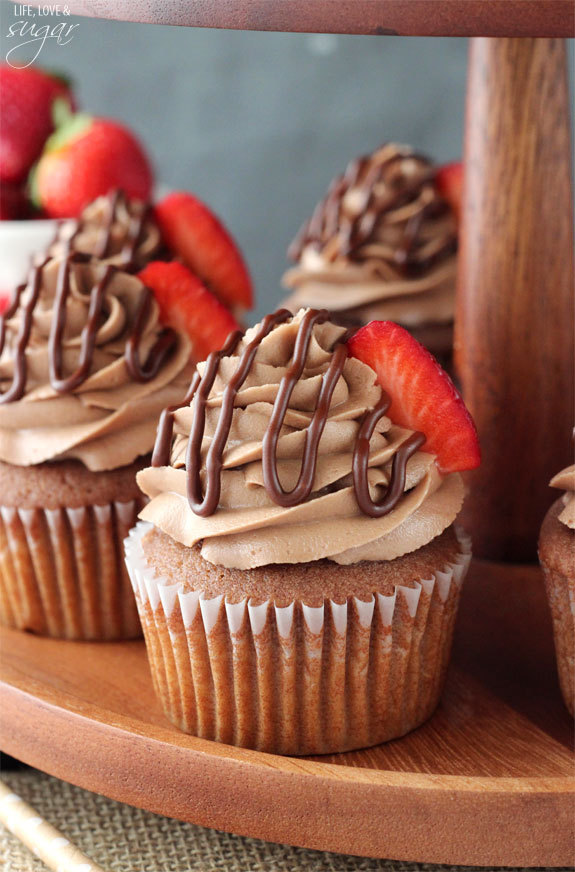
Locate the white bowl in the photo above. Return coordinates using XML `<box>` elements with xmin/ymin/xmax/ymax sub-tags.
<box><xmin>0</xmin><ymin>218</ymin><xmax>59</xmax><ymax>298</ymax></box>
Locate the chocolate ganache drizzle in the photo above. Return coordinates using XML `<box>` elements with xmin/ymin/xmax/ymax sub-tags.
<box><xmin>0</xmin><ymin>262</ymin><xmax>47</xmax><ymax>404</ymax></box>
<box><xmin>151</xmin><ymin>308</ymin><xmax>425</xmax><ymax>520</ymax></box>
<box><xmin>288</xmin><ymin>146</ymin><xmax>456</xmax><ymax>278</ymax></box>
<box><xmin>87</xmin><ymin>189</ymin><xmax>151</xmax><ymax>264</ymax></box>
<box><xmin>139</xmin><ymin>307</ymin><xmax>464</xmax><ymax>567</ymax></box>
<box><xmin>50</xmin><ymin>189</ymin><xmax>159</xmax><ymax>269</ymax></box>
<box><xmin>0</xmin><ymin>253</ymin><xmax>178</xmax><ymax>405</ymax></box>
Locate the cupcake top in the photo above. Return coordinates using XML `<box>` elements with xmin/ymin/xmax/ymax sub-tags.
<box><xmin>550</xmin><ymin>464</ymin><xmax>575</xmax><ymax>529</ymax></box>
<box><xmin>0</xmin><ymin>253</ymin><xmax>191</xmax><ymax>471</ymax></box>
<box><xmin>282</xmin><ymin>143</ymin><xmax>458</xmax><ymax>328</ymax></box>
<box><xmin>48</xmin><ymin>189</ymin><xmax>162</xmax><ymax>269</ymax></box>
<box><xmin>137</xmin><ymin>308</ymin><xmax>480</xmax><ymax>570</ymax></box>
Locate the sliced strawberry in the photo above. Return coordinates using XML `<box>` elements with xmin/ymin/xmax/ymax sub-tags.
<box><xmin>155</xmin><ymin>192</ymin><xmax>253</xmax><ymax>310</ymax></box>
<box><xmin>348</xmin><ymin>321</ymin><xmax>480</xmax><ymax>474</ymax></box>
<box><xmin>435</xmin><ymin>161</ymin><xmax>463</xmax><ymax>220</ymax></box>
<box><xmin>138</xmin><ymin>261</ymin><xmax>241</xmax><ymax>363</ymax></box>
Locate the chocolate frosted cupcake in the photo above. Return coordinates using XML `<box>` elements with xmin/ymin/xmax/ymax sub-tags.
<box><xmin>47</xmin><ymin>188</ymin><xmax>163</xmax><ymax>269</ymax></box>
<box><xmin>282</xmin><ymin>143</ymin><xmax>458</xmax><ymax>366</ymax></box>
<box><xmin>539</xmin><ymin>463</ymin><xmax>575</xmax><ymax>715</ymax></box>
<box><xmin>125</xmin><ymin>308</ymin><xmax>479</xmax><ymax>754</ymax></box>
<box><xmin>0</xmin><ymin>244</ymin><xmax>192</xmax><ymax>639</ymax></box>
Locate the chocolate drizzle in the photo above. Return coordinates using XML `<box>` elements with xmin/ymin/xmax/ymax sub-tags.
<box><xmin>151</xmin><ymin>370</ymin><xmax>202</xmax><ymax>468</ymax></box>
<box><xmin>353</xmin><ymin>393</ymin><xmax>425</xmax><ymax>517</ymax></box>
<box><xmin>69</xmin><ymin>189</ymin><xmax>152</xmax><ymax>267</ymax></box>
<box><xmin>288</xmin><ymin>145</ymin><xmax>457</xmax><ymax>277</ymax></box>
<box><xmin>152</xmin><ymin>308</ymin><xmax>429</xmax><ymax>520</ymax></box>
<box><xmin>125</xmin><ymin>288</ymin><xmax>179</xmax><ymax>383</ymax></box>
<box><xmin>186</xmin><ymin>313</ymin><xmax>290</xmax><ymax>517</ymax></box>
<box><xmin>0</xmin><ymin>254</ymin><xmax>179</xmax><ymax>403</ymax></box>
<box><xmin>122</xmin><ymin>203</ymin><xmax>152</xmax><ymax>264</ymax></box>
<box><xmin>0</xmin><ymin>264</ymin><xmax>47</xmax><ymax>405</ymax></box>
<box><xmin>262</xmin><ymin>309</ymin><xmax>350</xmax><ymax>507</ymax></box>
<box><xmin>93</xmin><ymin>189</ymin><xmax>122</xmax><ymax>258</ymax></box>
<box><xmin>49</xmin><ymin>258</ymin><xmax>114</xmax><ymax>393</ymax></box>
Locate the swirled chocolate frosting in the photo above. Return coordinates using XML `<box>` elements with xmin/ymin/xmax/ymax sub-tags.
<box><xmin>282</xmin><ymin>143</ymin><xmax>458</xmax><ymax>328</ymax></box>
<box><xmin>138</xmin><ymin>308</ymin><xmax>464</xmax><ymax>569</ymax></box>
<box><xmin>0</xmin><ymin>255</ymin><xmax>192</xmax><ymax>470</ymax></box>
<box><xmin>48</xmin><ymin>190</ymin><xmax>162</xmax><ymax>269</ymax></box>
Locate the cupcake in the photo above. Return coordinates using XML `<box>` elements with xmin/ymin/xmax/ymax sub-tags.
<box><xmin>539</xmin><ymin>462</ymin><xmax>575</xmax><ymax>715</ymax></box>
<box><xmin>282</xmin><ymin>144</ymin><xmax>459</xmax><ymax>367</ymax></box>
<box><xmin>0</xmin><ymin>245</ymin><xmax>192</xmax><ymax>639</ymax></box>
<box><xmin>125</xmin><ymin>308</ymin><xmax>480</xmax><ymax>754</ymax></box>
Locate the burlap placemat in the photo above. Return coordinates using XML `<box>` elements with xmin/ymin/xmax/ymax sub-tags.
<box><xmin>0</xmin><ymin>770</ymin><xmax>566</xmax><ymax>872</ymax></box>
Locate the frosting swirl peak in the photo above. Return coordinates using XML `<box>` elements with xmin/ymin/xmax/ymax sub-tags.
<box><xmin>48</xmin><ymin>190</ymin><xmax>162</xmax><ymax>269</ymax></box>
<box><xmin>283</xmin><ymin>143</ymin><xmax>458</xmax><ymax>328</ymax></box>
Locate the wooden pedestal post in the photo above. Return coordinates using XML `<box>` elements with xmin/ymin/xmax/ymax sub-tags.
<box><xmin>456</xmin><ymin>38</ymin><xmax>574</xmax><ymax>561</ymax></box>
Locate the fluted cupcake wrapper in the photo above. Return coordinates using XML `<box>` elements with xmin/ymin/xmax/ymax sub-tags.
<box><xmin>540</xmin><ymin>564</ymin><xmax>575</xmax><ymax>716</ymax></box>
<box><xmin>125</xmin><ymin>522</ymin><xmax>471</xmax><ymax>755</ymax></box>
<box><xmin>0</xmin><ymin>500</ymin><xmax>143</xmax><ymax>640</ymax></box>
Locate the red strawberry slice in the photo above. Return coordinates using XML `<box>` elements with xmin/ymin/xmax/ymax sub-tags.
<box><xmin>0</xmin><ymin>65</ymin><xmax>74</xmax><ymax>184</ymax></box>
<box><xmin>435</xmin><ymin>161</ymin><xmax>463</xmax><ymax>220</ymax></box>
<box><xmin>138</xmin><ymin>261</ymin><xmax>241</xmax><ymax>363</ymax></box>
<box><xmin>155</xmin><ymin>192</ymin><xmax>253</xmax><ymax>310</ymax></box>
<box><xmin>33</xmin><ymin>114</ymin><xmax>153</xmax><ymax>219</ymax></box>
<box><xmin>348</xmin><ymin>321</ymin><xmax>480</xmax><ymax>474</ymax></box>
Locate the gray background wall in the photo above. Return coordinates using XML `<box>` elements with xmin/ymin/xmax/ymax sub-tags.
<box><xmin>2</xmin><ymin>11</ymin><xmax>571</xmax><ymax>320</ymax></box>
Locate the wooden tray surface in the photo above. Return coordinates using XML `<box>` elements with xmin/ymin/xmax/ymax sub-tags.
<box><xmin>35</xmin><ymin>0</ymin><xmax>575</xmax><ymax>36</ymax></box>
<box><xmin>1</xmin><ymin>559</ymin><xmax>573</xmax><ymax>867</ymax></box>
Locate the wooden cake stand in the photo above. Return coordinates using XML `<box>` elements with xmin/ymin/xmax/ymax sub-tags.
<box><xmin>3</xmin><ymin>1</ymin><xmax>574</xmax><ymax>867</ymax></box>
<box><xmin>1</xmin><ymin>559</ymin><xmax>574</xmax><ymax>867</ymax></box>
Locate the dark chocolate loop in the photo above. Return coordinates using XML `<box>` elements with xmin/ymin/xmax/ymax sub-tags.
<box><xmin>353</xmin><ymin>391</ymin><xmax>426</xmax><ymax>518</ymax></box>
<box><xmin>94</xmin><ymin>189</ymin><xmax>122</xmax><ymax>258</ymax></box>
<box><xmin>124</xmin><ymin>287</ymin><xmax>179</xmax><ymax>383</ymax></box>
<box><xmin>262</xmin><ymin>308</ymin><xmax>347</xmax><ymax>508</ymax></box>
<box><xmin>0</xmin><ymin>265</ymin><xmax>45</xmax><ymax>405</ymax></box>
<box><xmin>121</xmin><ymin>203</ymin><xmax>151</xmax><ymax>264</ymax></box>
<box><xmin>151</xmin><ymin>325</ymin><xmax>247</xmax><ymax>468</ymax></box>
<box><xmin>186</xmin><ymin>312</ymin><xmax>291</xmax><ymax>517</ymax></box>
<box><xmin>151</xmin><ymin>369</ymin><xmax>202</xmax><ymax>467</ymax></box>
<box><xmin>49</xmin><ymin>258</ymin><xmax>114</xmax><ymax>394</ymax></box>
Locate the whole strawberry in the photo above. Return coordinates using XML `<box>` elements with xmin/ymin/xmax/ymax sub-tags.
<box><xmin>0</xmin><ymin>182</ymin><xmax>31</xmax><ymax>220</ymax></box>
<box><xmin>0</xmin><ymin>65</ymin><xmax>74</xmax><ymax>184</ymax></box>
<box><xmin>33</xmin><ymin>112</ymin><xmax>154</xmax><ymax>219</ymax></box>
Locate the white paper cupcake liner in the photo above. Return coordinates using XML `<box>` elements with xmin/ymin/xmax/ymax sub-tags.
<box><xmin>0</xmin><ymin>500</ymin><xmax>142</xmax><ymax>640</ymax></box>
<box><xmin>125</xmin><ymin>521</ymin><xmax>471</xmax><ymax>755</ymax></box>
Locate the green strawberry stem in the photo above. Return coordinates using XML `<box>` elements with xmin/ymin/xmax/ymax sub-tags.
<box><xmin>47</xmin><ymin>108</ymin><xmax>92</xmax><ymax>150</ymax></box>
<box><xmin>51</xmin><ymin>96</ymin><xmax>75</xmax><ymax>130</ymax></box>
<box><xmin>28</xmin><ymin>161</ymin><xmax>42</xmax><ymax>210</ymax></box>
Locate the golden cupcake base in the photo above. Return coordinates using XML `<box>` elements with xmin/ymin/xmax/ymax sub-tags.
<box><xmin>125</xmin><ymin>523</ymin><xmax>471</xmax><ymax>755</ymax></box>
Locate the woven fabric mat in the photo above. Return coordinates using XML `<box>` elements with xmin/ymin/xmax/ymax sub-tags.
<box><xmin>0</xmin><ymin>770</ymin><xmax>566</xmax><ymax>872</ymax></box>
